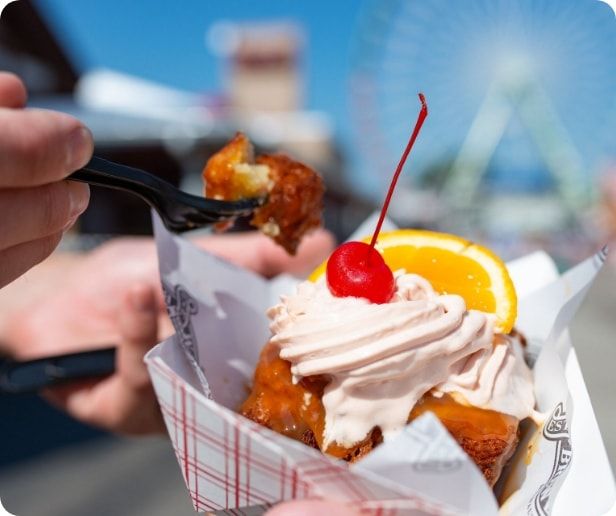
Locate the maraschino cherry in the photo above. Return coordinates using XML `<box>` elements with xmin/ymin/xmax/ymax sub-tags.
<box><xmin>326</xmin><ymin>93</ymin><xmax>429</xmax><ymax>303</ymax></box>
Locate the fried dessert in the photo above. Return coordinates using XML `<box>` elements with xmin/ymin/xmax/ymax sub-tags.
<box><xmin>239</xmin><ymin>93</ymin><xmax>531</xmax><ymax>487</ymax></box>
<box><xmin>240</xmin><ymin>231</ymin><xmax>535</xmax><ymax>487</ymax></box>
<box><xmin>241</xmin><ymin>342</ymin><xmax>521</xmax><ymax>485</ymax></box>
<box><xmin>202</xmin><ymin>133</ymin><xmax>324</xmax><ymax>254</ymax></box>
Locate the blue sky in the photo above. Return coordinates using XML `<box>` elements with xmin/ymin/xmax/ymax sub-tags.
<box><xmin>38</xmin><ymin>0</ymin><xmax>616</xmax><ymax>196</ymax></box>
<box><xmin>39</xmin><ymin>0</ymin><xmax>359</xmax><ymax>139</ymax></box>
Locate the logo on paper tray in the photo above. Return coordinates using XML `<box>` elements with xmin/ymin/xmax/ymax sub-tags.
<box><xmin>542</xmin><ymin>403</ymin><xmax>570</xmax><ymax>442</ymax></box>
<box><xmin>528</xmin><ymin>402</ymin><xmax>572</xmax><ymax>516</ymax></box>
<box><xmin>163</xmin><ymin>282</ymin><xmax>199</xmax><ymax>362</ymax></box>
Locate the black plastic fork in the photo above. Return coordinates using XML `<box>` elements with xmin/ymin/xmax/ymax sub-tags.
<box><xmin>70</xmin><ymin>156</ymin><xmax>264</xmax><ymax>232</ymax></box>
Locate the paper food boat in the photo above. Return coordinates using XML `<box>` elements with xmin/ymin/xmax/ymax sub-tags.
<box><xmin>145</xmin><ymin>214</ymin><xmax>616</xmax><ymax>515</ymax></box>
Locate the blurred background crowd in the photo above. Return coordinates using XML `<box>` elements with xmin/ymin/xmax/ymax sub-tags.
<box><xmin>0</xmin><ymin>0</ymin><xmax>615</xmax><ymax>514</ymax></box>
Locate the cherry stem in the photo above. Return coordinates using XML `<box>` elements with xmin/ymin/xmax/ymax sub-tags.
<box><xmin>368</xmin><ymin>93</ymin><xmax>429</xmax><ymax>255</ymax></box>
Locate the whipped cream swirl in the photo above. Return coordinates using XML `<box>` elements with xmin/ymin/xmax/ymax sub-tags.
<box><xmin>268</xmin><ymin>273</ymin><xmax>535</xmax><ymax>448</ymax></box>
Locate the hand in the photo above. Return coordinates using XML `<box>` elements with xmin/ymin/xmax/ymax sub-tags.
<box><xmin>3</xmin><ymin>238</ymin><xmax>172</xmax><ymax>435</ymax></box>
<box><xmin>1</xmin><ymin>229</ymin><xmax>335</xmax><ymax>434</ymax></box>
<box><xmin>0</xmin><ymin>72</ymin><xmax>93</xmax><ymax>289</ymax></box>
<box><xmin>193</xmin><ymin>228</ymin><xmax>336</xmax><ymax>279</ymax></box>
<box><xmin>266</xmin><ymin>500</ymin><xmax>360</xmax><ymax>515</ymax></box>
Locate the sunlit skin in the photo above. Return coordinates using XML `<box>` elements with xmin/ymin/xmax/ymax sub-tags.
<box><xmin>0</xmin><ymin>72</ymin><xmax>93</xmax><ymax>290</ymax></box>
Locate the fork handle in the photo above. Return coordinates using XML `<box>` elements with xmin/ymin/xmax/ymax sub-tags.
<box><xmin>71</xmin><ymin>155</ymin><xmax>264</xmax><ymax>233</ymax></box>
<box><xmin>70</xmin><ymin>156</ymin><xmax>176</xmax><ymax>213</ymax></box>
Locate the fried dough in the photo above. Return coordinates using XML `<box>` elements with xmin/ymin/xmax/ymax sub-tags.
<box><xmin>202</xmin><ymin>133</ymin><xmax>324</xmax><ymax>254</ymax></box>
<box><xmin>240</xmin><ymin>341</ymin><xmax>519</xmax><ymax>486</ymax></box>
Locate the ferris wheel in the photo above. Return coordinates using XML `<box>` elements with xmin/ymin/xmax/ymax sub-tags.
<box><xmin>349</xmin><ymin>0</ymin><xmax>616</xmax><ymax>226</ymax></box>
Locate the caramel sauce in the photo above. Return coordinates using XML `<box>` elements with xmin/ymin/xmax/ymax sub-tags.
<box><xmin>240</xmin><ymin>341</ymin><xmax>520</xmax><ymax>484</ymax></box>
<box><xmin>410</xmin><ymin>394</ymin><xmax>519</xmax><ymax>486</ymax></box>
<box><xmin>410</xmin><ymin>394</ymin><xmax>517</xmax><ymax>442</ymax></box>
<box><xmin>240</xmin><ymin>342</ymin><xmax>326</xmax><ymax>444</ymax></box>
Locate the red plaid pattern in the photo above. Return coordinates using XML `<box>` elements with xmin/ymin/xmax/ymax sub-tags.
<box><xmin>147</xmin><ymin>348</ymin><xmax>459</xmax><ymax>516</ymax></box>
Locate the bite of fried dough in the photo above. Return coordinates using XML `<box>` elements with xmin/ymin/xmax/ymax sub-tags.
<box><xmin>202</xmin><ymin>133</ymin><xmax>325</xmax><ymax>255</ymax></box>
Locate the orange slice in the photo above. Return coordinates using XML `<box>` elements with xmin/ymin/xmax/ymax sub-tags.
<box><xmin>308</xmin><ymin>229</ymin><xmax>517</xmax><ymax>333</ymax></box>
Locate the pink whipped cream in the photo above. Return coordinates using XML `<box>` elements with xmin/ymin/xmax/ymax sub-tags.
<box><xmin>268</xmin><ymin>272</ymin><xmax>535</xmax><ymax>449</ymax></box>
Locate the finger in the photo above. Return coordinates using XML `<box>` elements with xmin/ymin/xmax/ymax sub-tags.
<box><xmin>0</xmin><ymin>231</ymin><xmax>63</xmax><ymax>289</ymax></box>
<box><xmin>0</xmin><ymin>180</ymin><xmax>89</xmax><ymax>250</ymax></box>
<box><xmin>43</xmin><ymin>378</ymin><xmax>101</xmax><ymax>411</ymax></box>
<box><xmin>116</xmin><ymin>283</ymin><xmax>159</xmax><ymax>389</ymax></box>
<box><xmin>196</xmin><ymin>228</ymin><xmax>336</xmax><ymax>278</ymax></box>
<box><xmin>0</xmin><ymin>108</ymin><xmax>93</xmax><ymax>187</ymax></box>
<box><xmin>101</xmin><ymin>284</ymin><xmax>164</xmax><ymax>433</ymax></box>
<box><xmin>45</xmin><ymin>285</ymin><xmax>164</xmax><ymax>434</ymax></box>
<box><xmin>0</xmin><ymin>72</ymin><xmax>27</xmax><ymax>108</ymax></box>
<box><xmin>266</xmin><ymin>500</ymin><xmax>361</xmax><ymax>516</ymax></box>
<box><xmin>255</xmin><ymin>228</ymin><xmax>337</xmax><ymax>277</ymax></box>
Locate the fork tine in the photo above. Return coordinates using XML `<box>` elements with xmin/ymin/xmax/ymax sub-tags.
<box><xmin>162</xmin><ymin>190</ymin><xmax>264</xmax><ymax>232</ymax></box>
<box><xmin>179</xmin><ymin>192</ymin><xmax>264</xmax><ymax>217</ymax></box>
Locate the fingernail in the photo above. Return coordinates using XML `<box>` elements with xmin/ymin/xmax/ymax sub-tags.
<box><xmin>67</xmin><ymin>126</ymin><xmax>94</xmax><ymax>170</ymax></box>
<box><xmin>66</xmin><ymin>180</ymin><xmax>90</xmax><ymax>218</ymax></box>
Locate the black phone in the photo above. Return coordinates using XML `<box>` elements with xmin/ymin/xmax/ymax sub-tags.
<box><xmin>0</xmin><ymin>347</ymin><xmax>116</xmax><ymax>394</ymax></box>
